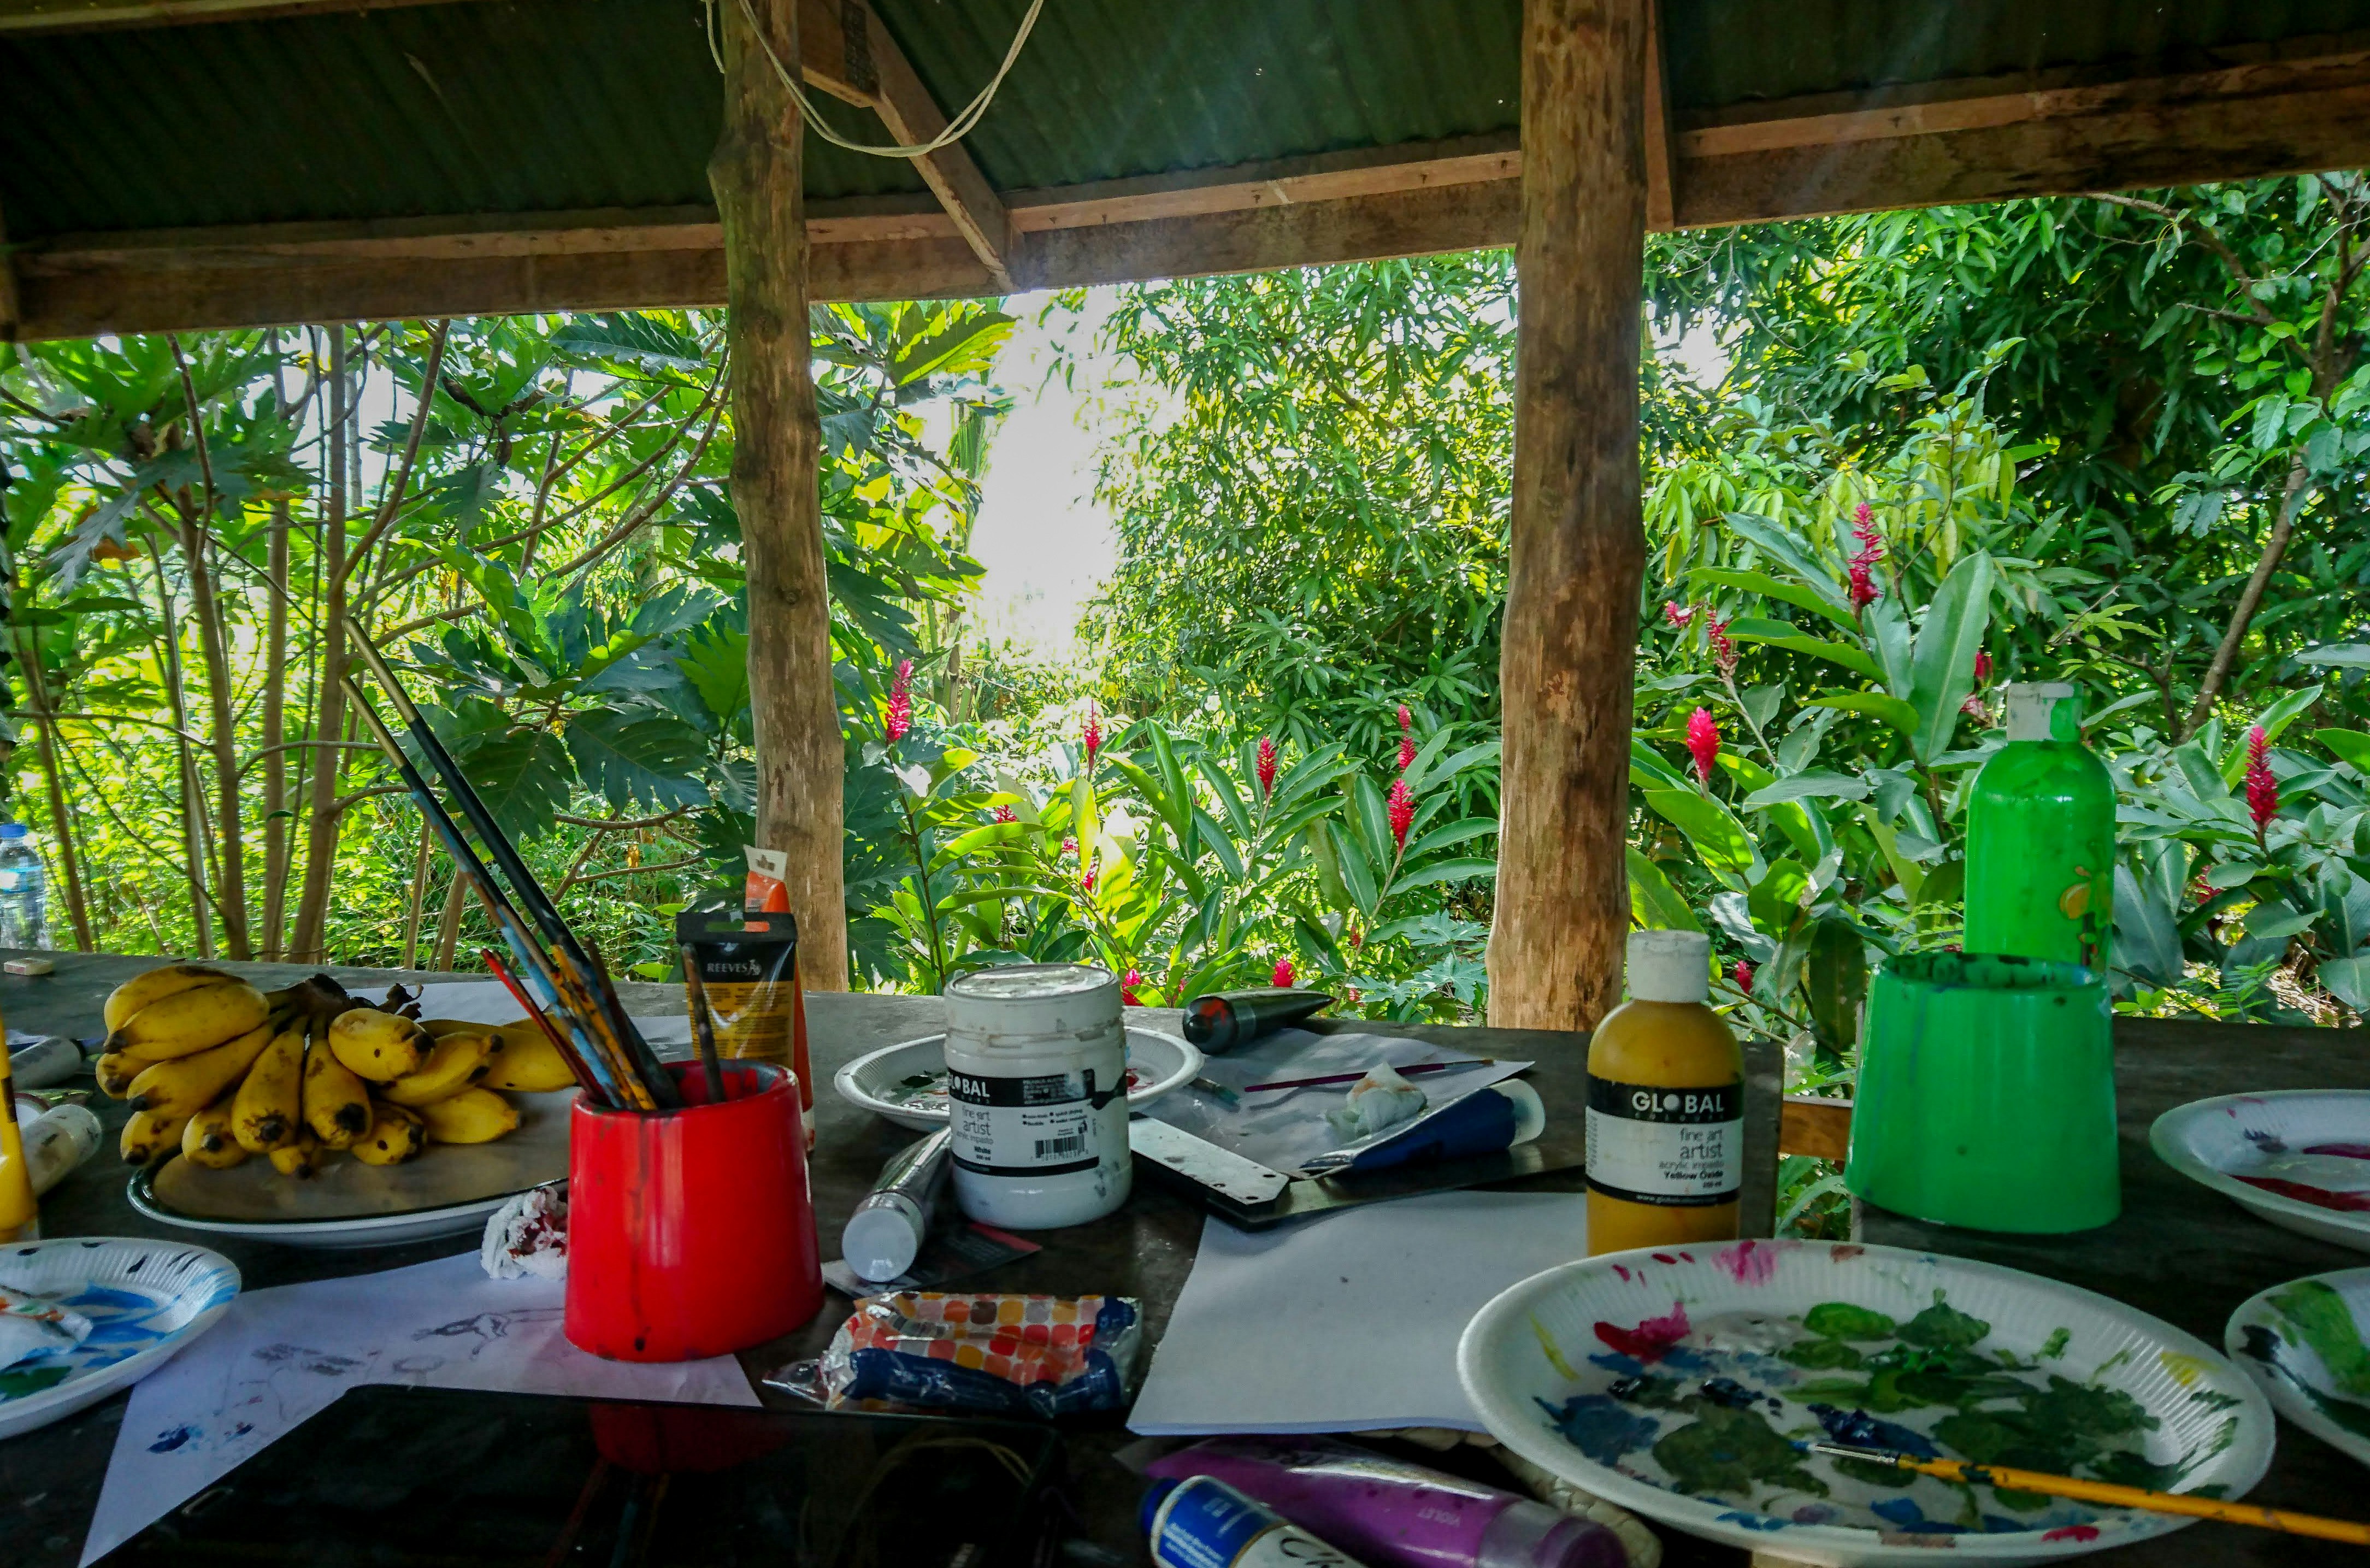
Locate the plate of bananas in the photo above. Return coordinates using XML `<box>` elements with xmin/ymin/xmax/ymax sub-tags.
<box><xmin>100</xmin><ymin>965</ymin><xmax>582</xmax><ymax>1248</ymax></box>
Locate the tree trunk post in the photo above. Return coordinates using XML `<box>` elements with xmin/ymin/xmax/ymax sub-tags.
<box><xmin>1489</xmin><ymin>0</ymin><xmax>1650</xmax><ymax>1032</ymax></box>
<box><xmin>710</xmin><ymin>0</ymin><xmax>848</xmax><ymax>991</ymax></box>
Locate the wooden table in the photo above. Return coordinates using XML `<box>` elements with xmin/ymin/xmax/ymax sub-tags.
<box><xmin>0</xmin><ymin>954</ymin><xmax>2362</xmax><ymax>1567</ymax></box>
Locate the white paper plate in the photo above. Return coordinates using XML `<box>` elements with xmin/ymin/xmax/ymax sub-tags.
<box><xmin>835</xmin><ymin>1027</ymin><xmax>1201</xmax><ymax>1131</ymax></box>
<box><xmin>1457</xmin><ymin>1240</ymin><xmax>2272</xmax><ymax>1566</ymax></box>
<box><xmin>2151</xmin><ymin>1090</ymin><xmax>2370</xmax><ymax>1252</ymax></box>
<box><xmin>0</xmin><ymin>1237</ymin><xmax>239</xmax><ymax>1439</ymax></box>
<box><xmin>127</xmin><ymin>1089</ymin><xmax>572</xmax><ymax>1249</ymax></box>
<box><xmin>2227</xmin><ymin>1268</ymin><xmax>2370</xmax><ymax>1470</ymax></box>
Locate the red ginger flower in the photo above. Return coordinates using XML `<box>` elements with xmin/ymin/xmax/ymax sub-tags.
<box><xmin>1706</xmin><ymin>611</ymin><xmax>1738</xmax><ymax>680</ymax></box>
<box><xmin>1122</xmin><ymin>968</ymin><xmax>1143</xmax><ymax>1006</ymax></box>
<box><xmin>1395</xmin><ymin>705</ymin><xmax>1416</xmax><ymax>772</ymax></box>
<box><xmin>1397</xmin><ymin>704</ymin><xmax>1412</xmax><ymax>734</ymax></box>
<box><xmin>1663</xmin><ymin>600</ymin><xmax>1696</xmax><ymax>629</ymax></box>
<box><xmin>1398</xmin><ymin>735</ymin><xmax>1417</xmax><ymax>773</ymax></box>
<box><xmin>1847</xmin><ymin>503</ymin><xmax>1885</xmax><ymax>615</ymax></box>
<box><xmin>1974</xmin><ymin>650</ymin><xmax>1992</xmax><ymax>686</ymax></box>
<box><xmin>1082</xmin><ymin>699</ymin><xmax>1102</xmax><ymax>768</ymax></box>
<box><xmin>1256</xmin><ymin>735</ymin><xmax>1278</xmax><ymax>797</ymax></box>
<box><xmin>1081</xmin><ymin>863</ymin><xmax>1098</xmax><ymax>893</ymax></box>
<box><xmin>1685</xmin><ymin>707</ymin><xmax>1720</xmax><ymax>786</ymax></box>
<box><xmin>885</xmin><ymin>659</ymin><xmax>913</xmax><ymax>743</ymax></box>
<box><xmin>1061</xmin><ymin>835</ymin><xmax>1077</xmax><ymax>857</ymax></box>
<box><xmin>1734</xmin><ymin>959</ymin><xmax>1755</xmax><ymax>993</ymax></box>
<box><xmin>1272</xmin><ymin>957</ymin><xmax>1295</xmax><ymax>988</ymax></box>
<box><xmin>2246</xmin><ymin>724</ymin><xmax>2279</xmax><ymax>833</ymax></box>
<box><xmin>1388</xmin><ymin>777</ymin><xmax>1415</xmax><ymax>850</ymax></box>
<box><xmin>993</xmin><ymin>805</ymin><xmax>1017</xmax><ymax>824</ymax></box>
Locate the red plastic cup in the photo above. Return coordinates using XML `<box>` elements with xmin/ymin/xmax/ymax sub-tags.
<box><xmin>565</xmin><ymin>1061</ymin><xmax>824</xmax><ymax>1362</ymax></box>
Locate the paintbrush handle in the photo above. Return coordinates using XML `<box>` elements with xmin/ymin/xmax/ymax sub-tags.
<box><xmin>1817</xmin><ymin>1448</ymin><xmax>2370</xmax><ymax>1545</ymax></box>
<box><xmin>680</xmin><ymin>948</ymin><xmax>729</xmax><ymax>1104</ymax></box>
<box><xmin>482</xmin><ymin>949</ymin><xmax>601</xmax><ymax>1098</ymax></box>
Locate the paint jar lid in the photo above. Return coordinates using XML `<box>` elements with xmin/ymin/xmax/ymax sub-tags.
<box><xmin>1626</xmin><ymin>929</ymin><xmax>1710</xmax><ymax>1004</ymax></box>
<box><xmin>944</xmin><ymin>963</ymin><xmax>1121</xmax><ymax>1053</ymax></box>
<box><xmin>2004</xmin><ymin>681</ymin><xmax>2079</xmax><ymax>741</ymax></box>
<box><xmin>946</xmin><ymin>963</ymin><xmax>1112</xmax><ymax>1002</ymax></box>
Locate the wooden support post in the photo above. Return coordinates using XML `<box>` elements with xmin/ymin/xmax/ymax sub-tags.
<box><xmin>1490</xmin><ymin>0</ymin><xmax>1649</xmax><ymax>1032</ymax></box>
<box><xmin>710</xmin><ymin>0</ymin><xmax>849</xmax><ymax>991</ymax></box>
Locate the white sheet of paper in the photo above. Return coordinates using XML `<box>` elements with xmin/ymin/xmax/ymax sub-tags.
<box><xmin>83</xmin><ymin>1250</ymin><xmax>757</xmax><ymax>1564</ymax></box>
<box><xmin>404</xmin><ymin>981</ymin><xmax>695</xmax><ymax>1051</ymax></box>
<box><xmin>1127</xmin><ymin>1190</ymin><xmax>1588</xmax><ymax>1435</ymax></box>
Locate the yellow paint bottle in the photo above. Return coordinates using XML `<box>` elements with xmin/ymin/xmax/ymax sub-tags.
<box><xmin>1586</xmin><ymin>929</ymin><xmax>1742</xmax><ymax>1255</ymax></box>
<box><xmin>0</xmin><ymin>1026</ymin><xmax>39</xmax><ymax>1243</ymax></box>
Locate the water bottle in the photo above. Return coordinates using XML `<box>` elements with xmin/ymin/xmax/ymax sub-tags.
<box><xmin>0</xmin><ymin>824</ymin><xmax>49</xmax><ymax>950</ymax></box>
<box><xmin>1965</xmin><ymin>683</ymin><xmax>2114</xmax><ymax>975</ymax></box>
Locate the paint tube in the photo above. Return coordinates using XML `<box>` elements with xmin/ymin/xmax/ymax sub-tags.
<box><xmin>676</xmin><ymin>904</ymin><xmax>810</xmax><ymax>1128</ymax></box>
<box><xmin>1182</xmin><ymin>988</ymin><xmax>1334</xmax><ymax>1053</ymax></box>
<box><xmin>1143</xmin><ymin>1436</ymin><xmax>1640</xmax><ymax>1568</ymax></box>
<box><xmin>842</xmin><ymin>1129</ymin><xmax>951</xmax><ymax>1283</ymax></box>
<box><xmin>1142</xmin><ymin>1476</ymin><xmax>1370</xmax><ymax>1568</ymax></box>
<box><xmin>744</xmin><ymin>846</ymin><xmax>789</xmax><ymax>913</ymax></box>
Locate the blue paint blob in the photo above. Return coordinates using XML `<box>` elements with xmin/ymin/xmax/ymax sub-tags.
<box><xmin>1536</xmin><ymin>1394</ymin><xmax>1662</xmax><ymax>1464</ymax></box>
<box><xmin>149</xmin><ymin>1425</ymin><xmax>197</xmax><ymax>1453</ymax></box>
<box><xmin>1715</xmin><ymin>1511</ymin><xmax>1790</xmax><ymax>1532</ymax></box>
<box><xmin>1808</xmin><ymin>1404</ymin><xmax>1941</xmax><ymax>1458</ymax></box>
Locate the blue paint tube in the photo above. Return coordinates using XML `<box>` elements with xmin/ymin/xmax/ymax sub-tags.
<box><xmin>1142</xmin><ymin>1476</ymin><xmax>1372</xmax><ymax>1568</ymax></box>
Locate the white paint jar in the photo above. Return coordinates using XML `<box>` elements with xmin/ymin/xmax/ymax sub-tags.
<box><xmin>943</xmin><ymin>963</ymin><xmax>1131</xmax><ymax>1230</ymax></box>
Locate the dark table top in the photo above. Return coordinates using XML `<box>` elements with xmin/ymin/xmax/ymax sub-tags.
<box><xmin>1</xmin><ymin>953</ymin><xmax>2363</xmax><ymax>1568</ymax></box>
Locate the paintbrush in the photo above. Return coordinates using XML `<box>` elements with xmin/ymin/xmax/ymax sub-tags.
<box><xmin>679</xmin><ymin>944</ymin><xmax>728</xmax><ymax>1104</ymax></box>
<box><xmin>1241</xmin><ymin>1058</ymin><xmax>1499</xmax><ymax>1094</ymax></box>
<box><xmin>481</xmin><ymin>947</ymin><xmax>603</xmax><ymax>1101</ymax></box>
<box><xmin>1803</xmin><ymin>1442</ymin><xmax>2370</xmax><ymax>1546</ymax></box>
<box><xmin>345</xmin><ymin>678</ymin><xmax>641</xmax><ymax>1107</ymax></box>
<box><xmin>342</xmin><ymin>621</ymin><xmax>680</xmax><ymax>1109</ymax></box>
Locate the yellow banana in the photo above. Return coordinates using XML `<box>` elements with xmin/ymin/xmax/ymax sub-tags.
<box><xmin>380</xmin><ymin>1033</ymin><xmax>494</xmax><ymax>1106</ymax></box>
<box><xmin>121</xmin><ymin>1109</ymin><xmax>192</xmax><ymax>1165</ymax></box>
<box><xmin>110</xmin><ymin>981</ymin><xmax>270</xmax><ymax>1061</ymax></box>
<box><xmin>126</xmin><ymin>1019</ymin><xmax>275</xmax><ymax>1121</ymax></box>
<box><xmin>350</xmin><ymin>1101</ymin><xmax>426</xmax><ymax>1166</ymax></box>
<box><xmin>327</xmin><ymin>1009</ymin><xmax>427</xmax><ymax>1082</ymax></box>
<box><xmin>421</xmin><ymin>1018</ymin><xmax>496</xmax><ymax>1039</ymax></box>
<box><xmin>268</xmin><ymin>1130</ymin><xmax>326</xmax><ymax>1178</ymax></box>
<box><xmin>415</xmin><ymin>1086</ymin><xmax>519</xmax><ymax>1145</ymax></box>
<box><xmin>231</xmin><ymin>1027</ymin><xmax>306</xmax><ymax>1154</ymax></box>
<box><xmin>103</xmin><ymin>964</ymin><xmax>241</xmax><ymax>1033</ymax></box>
<box><xmin>95</xmin><ymin>1051</ymin><xmax>142</xmax><ymax>1099</ymax></box>
<box><xmin>181</xmin><ymin>1103</ymin><xmax>248</xmax><ymax>1169</ymax></box>
<box><xmin>302</xmin><ymin>1027</ymin><xmax>374</xmax><ymax>1148</ymax></box>
<box><xmin>481</xmin><ymin>1021</ymin><xmax>577</xmax><ymax>1093</ymax></box>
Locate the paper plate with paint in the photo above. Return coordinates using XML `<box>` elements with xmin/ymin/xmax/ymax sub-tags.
<box><xmin>2227</xmin><ymin>1269</ymin><xmax>2370</xmax><ymax>1471</ymax></box>
<box><xmin>2151</xmin><ymin>1090</ymin><xmax>2370</xmax><ymax>1252</ymax></box>
<box><xmin>835</xmin><ymin>1027</ymin><xmax>1201</xmax><ymax>1131</ymax></box>
<box><xmin>0</xmin><ymin>1237</ymin><xmax>240</xmax><ymax>1440</ymax></box>
<box><xmin>1457</xmin><ymin>1240</ymin><xmax>2272</xmax><ymax>1566</ymax></box>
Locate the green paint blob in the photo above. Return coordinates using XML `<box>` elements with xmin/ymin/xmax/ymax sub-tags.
<box><xmin>2039</xmin><ymin>1327</ymin><xmax>2071</xmax><ymax>1359</ymax></box>
<box><xmin>2271</xmin><ymin>1281</ymin><xmax>2370</xmax><ymax>1399</ymax></box>
<box><xmin>1653</xmin><ymin>1401</ymin><xmax>1829</xmax><ymax>1501</ymax></box>
<box><xmin>1803</xmin><ymin>1302</ymin><xmax>1899</xmax><ymax>1341</ymax></box>
<box><xmin>1779</xmin><ymin>1338</ymin><xmax>1865</xmax><ymax>1370</ymax></box>
<box><xmin>0</xmin><ymin>1364</ymin><xmax>72</xmax><ymax>1399</ymax></box>
<box><xmin>1897</xmin><ymin>1298</ymin><xmax>1992</xmax><ymax>1352</ymax></box>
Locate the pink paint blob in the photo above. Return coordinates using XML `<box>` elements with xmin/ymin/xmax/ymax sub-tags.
<box><xmin>2042</xmin><ymin>1525</ymin><xmax>2101</xmax><ymax>1542</ymax></box>
<box><xmin>2238</xmin><ymin>1175</ymin><xmax>2370</xmax><ymax>1212</ymax></box>
<box><xmin>1595</xmin><ymin>1301</ymin><xmax>1691</xmax><ymax>1361</ymax></box>
<box><xmin>1611</xmin><ymin>1264</ymin><xmax>1632</xmax><ymax>1282</ymax></box>
<box><xmin>1717</xmin><ymin>1239</ymin><xmax>1781</xmax><ymax>1285</ymax></box>
<box><xmin>2304</xmin><ymin>1143</ymin><xmax>2370</xmax><ymax>1160</ymax></box>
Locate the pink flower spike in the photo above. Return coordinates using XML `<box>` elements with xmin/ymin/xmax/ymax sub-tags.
<box><xmin>1960</xmin><ymin>693</ymin><xmax>1992</xmax><ymax>725</ymax></box>
<box><xmin>1734</xmin><ymin>959</ymin><xmax>1755</xmax><ymax>993</ymax></box>
<box><xmin>1122</xmin><ymin>968</ymin><xmax>1143</xmax><ymax>1006</ymax></box>
<box><xmin>1272</xmin><ymin>957</ymin><xmax>1296</xmax><ymax>989</ymax></box>
<box><xmin>1663</xmin><ymin>600</ymin><xmax>1696</xmax><ymax>630</ymax></box>
<box><xmin>1847</xmin><ymin>506</ymin><xmax>1885</xmax><ymax>615</ymax></box>
<box><xmin>993</xmin><ymin>805</ymin><xmax>1017</xmax><ymax>824</ymax></box>
<box><xmin>1256</xmin><ymin>735</ymin><xmax>1278</xmax><ymax>797</ymax></box>
<box><xmin>1388</xmin><ymin>777</ymin><xmax>1415</xmax><ymax>850</ymax></box>
<box><xmin>1396</xmin><ymin>704</ymin><xmax>1412</xmax><ymax>735</ymax></box>
<box><xmin>1707</xmin><ymin>612</ymin><xmax>1737</xmax><ymax>680</ymax></box>
<box><xmin>1853</xmin><ymin>500</ymin><xmax>1873</xmax><ymax>527</ymax></box>
<box><xmin>1061</xmin><ymin>835</ymin><xmax>1077</xmax><ymax>857</ymax></box>
<box><xmin>2246</xmin><ymin>724</ymin><xmax>2279</xmax><ymax>832</ymax></box>
<box><xmin>1081</xmin><ymin>864</ymin><xmax>1097</xmax><ymax>893</ymax></box>
<box><xmin>1685</xmin><ymin>708</ymin><xmax>1720</xmax><ymax>786</ymax></box>
<box><xmin>885</xmin><ymin>659</ymin><xmax>913</xmax><ymax>744</ymax></box>
<box><xmin>1973</xmin><ymin>650</ymin><xmax>1992</xmax><ymax>686</ymax></box>
<box><xmin>1083</xmin><ymin>699</ymin><xmax>1102</xmax><ymax>768</ymax></box>
<box><xmin>1397</xmin><ymin>735</ymin><xmax>1417</xmax><ymax>774</ymax></box>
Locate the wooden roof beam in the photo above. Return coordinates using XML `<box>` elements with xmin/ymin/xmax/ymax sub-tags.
<box><xmin>850</xmin><ymin>2</ymin><xmax>1012</xmax><ymax>290</ymax></box>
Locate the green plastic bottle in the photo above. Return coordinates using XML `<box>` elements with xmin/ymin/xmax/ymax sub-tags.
<box><xmin>1964</xmin><ymin>682</ymin><xmax>2115</xmax><ymax>975</ymax></box>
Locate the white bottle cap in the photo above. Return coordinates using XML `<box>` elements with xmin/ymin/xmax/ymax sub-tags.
<box><xmin>1626</xmin><ymin>929</ymin><xmax>1711</xmax><ymax>1004</ymax></box>
<box><xmin>2003</xmin><ymin>682</ymin><xmax>2078</xmax><ymax>742</ymax></box>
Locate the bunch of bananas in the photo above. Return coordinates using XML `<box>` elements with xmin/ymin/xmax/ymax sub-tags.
<box><xmin>97</xmin><ymin>964</ymin><xmax>580</xmax><ymax>1178</ymax></box>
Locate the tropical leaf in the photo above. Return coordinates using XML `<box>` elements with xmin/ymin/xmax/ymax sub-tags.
<box><xmin>1643</xmin><ymin>788</ymin><xmax>1759</xmax><ymax>891</ymax></box>
<box><xmin>1906</xmin><ymin>551</ymin><xmax>1994</xmax><ymax>764</ymax></box>
<box><xmin>461</xmin><ymin>729</ymin><xmax>576</xmax><ymax>842</ymax></box>
<box><xmin>563</xmin><ymin>710</ymin><xmax>710</xmax><ymax>814</ymax></box>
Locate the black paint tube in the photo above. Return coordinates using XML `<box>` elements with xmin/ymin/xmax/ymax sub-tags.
<box><xmin>1182</xmin><ymin>988</ymin><xmax>1335</xmax><ymax>1053</ymax></box>
<box><xmin>676</xmin><ymin>901</ymin><xmax>809</xmax><ymax>1118</ymax></box>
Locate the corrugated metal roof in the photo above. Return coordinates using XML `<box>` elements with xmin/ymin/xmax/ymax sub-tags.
<box><xmin>4</xmin><ymin>0</ymin><xmax>2368</xmax><ymax>242</ymax></box>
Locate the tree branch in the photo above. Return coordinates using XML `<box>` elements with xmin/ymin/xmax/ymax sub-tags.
<box><xmin>2179</xmin><ymin>450</ymin><xmax>2315</xmax><ymax>740</ymax></box>
<box><xmin>334</xmin><ymin>320</ymin><xmax>451</xmax><ymax>591</ymax></box>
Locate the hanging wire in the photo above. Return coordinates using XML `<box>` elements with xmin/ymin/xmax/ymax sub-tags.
<box><xmin>705</xmin><ymin>0</ymin><xmax>1046</xmax><ymax>160</ymax></box>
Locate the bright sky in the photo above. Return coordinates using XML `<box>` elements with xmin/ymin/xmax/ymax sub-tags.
<box><xmin>964</xmin><ymin>287</ymin><xmax>1129</xmax><ymax>661</ymax></box>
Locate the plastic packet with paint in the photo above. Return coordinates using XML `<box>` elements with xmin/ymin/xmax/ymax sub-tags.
<box><xmin>0</xmin><ymin>1284</ymin><xmax>90</xmax><ymax>1374</ymax></box>
<box><xmin>766</xmin><ymin>1290</ymin><xmax>1142</xmax><ymax>1419</ymax></box>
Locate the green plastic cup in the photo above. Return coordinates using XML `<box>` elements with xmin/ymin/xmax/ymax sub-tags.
<box><xmin>1845</xmin><ymin>952</ymin><xmax>2120</xmax><ymax>1234</ymax></box>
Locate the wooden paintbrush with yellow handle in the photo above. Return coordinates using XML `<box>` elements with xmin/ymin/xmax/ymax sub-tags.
<box><xmin>1807</xmin><ymin>1443</ymin><xmax>2370</xmax><ymax>1546</ymax></box>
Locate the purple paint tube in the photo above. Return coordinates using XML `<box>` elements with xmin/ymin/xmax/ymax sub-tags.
<box><xmin>1143</xmin><ymin>1436</ymin><xmax>1633</xmax><ymax>1568</ymax></box>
